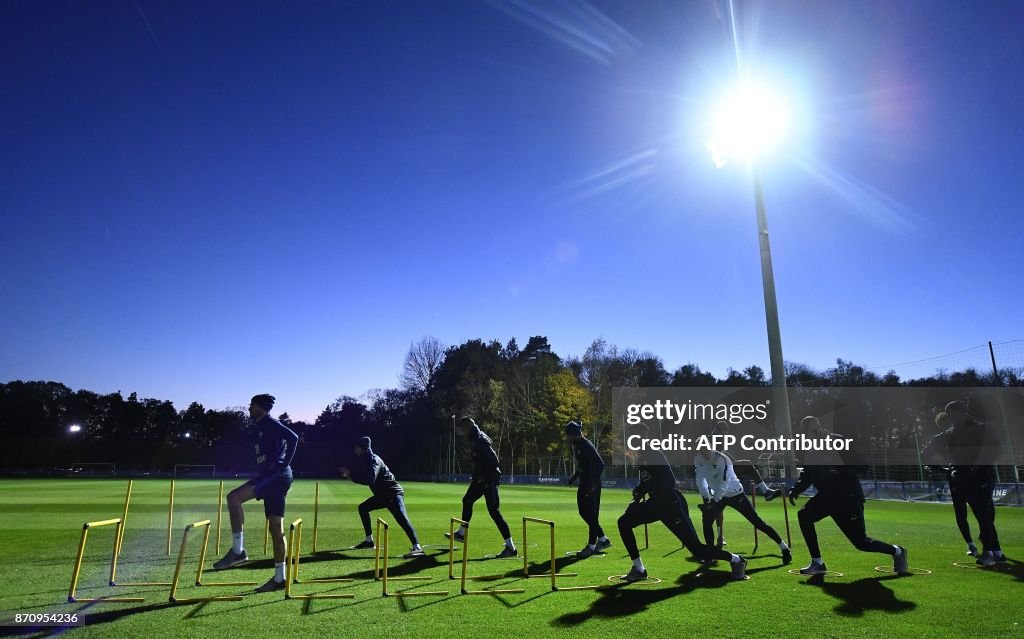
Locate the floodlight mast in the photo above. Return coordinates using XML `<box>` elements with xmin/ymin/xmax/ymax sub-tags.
<box><xmin>708</xmin><ymin>82</ymin><xmax>797</xmax><ymax>481</ymax></box>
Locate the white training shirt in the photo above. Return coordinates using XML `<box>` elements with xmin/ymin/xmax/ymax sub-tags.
<box><xmin>694</xmin><ymin>451</ymin><xmax>744</xmax><ymax>501</ymax></box>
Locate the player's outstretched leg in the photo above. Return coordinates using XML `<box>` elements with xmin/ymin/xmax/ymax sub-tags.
<box><xmin>352</xmin><ymin>496</ymin><xmax>382</xmax><ymax>549</ymax></box>
<box><xmin>797</xmin><ymin>498</ymin><xmax>830</xmax><ymax>575</ymax></box>
<box><xmin>618</xmin><ymin>501</ymin><xmax>658</xmax><ymax>582</ymax></box>
<box><xmin>484</xmin><ymin>481</ymin><xmax>517</xmax><ymax>558</ymax></box>
<box><xmin>833</xmin><ymin>501</ymin><xmax>908</xmax><ymax>574</ymax></box>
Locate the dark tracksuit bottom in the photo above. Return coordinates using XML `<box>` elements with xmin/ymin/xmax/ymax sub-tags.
<box><xmin>462</xmin><ymin>479</ymin><xmax>512</xmax><ymax>540</ymax></box>
<box><xmin>577</xmin><ymin>483</ymin><xmax>604</xmax><ymax>544</ymax></box>
<box><xmin>359</xmin><ymin>493</ymin><xmax>418</xmax><ymax>546</ymax></box>
<box><xmin>948</xmin><ymin>475</ymin><xmax>974</xmax><ymax>545</ymax></box>
<box><xmin>798</xmin><ymin>494</ymin><xmax>896</xmax><ymax>558</ymax></box>
<box><xmin>962</xmin><ymin>471</ymin><xmax>1000</xmax><ymax>553</ymax></box>
<box><xmin>701</xmin><ymin>493</ymin><xmax>782</xmax><ymax>547</ymax></box>
<box><xmin>618</xmin><ymin>490</ymin><xmax>732</xmax><ymax>562</ymax></box>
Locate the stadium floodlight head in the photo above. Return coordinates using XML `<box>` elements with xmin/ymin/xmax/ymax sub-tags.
<box><xmin>706</xmin><ymin>79</ymin><xmax>790</xmax><ymax>168</ymax></box>
<box><xmin>68</xmin><ymin>424</ymin><xmax>82</xmax><ymax>434</ymax></box>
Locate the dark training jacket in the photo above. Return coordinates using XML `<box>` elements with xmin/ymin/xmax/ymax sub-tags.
<box><xmin>792</xmin><ymin>434</ymin><xmax>866</xmax><ymax>501</ymax></box>
<box><xmin>252</xmin><ymin>414</ymin><xmax>298</xmax><ymax>481</ymax></box>
<box><xmin>568</xmin><ymin>437</ymin><xmax>605</xmax><ymax>486</ymax></box>
<box><xmin>349</xmin><ymin>450</ymin><xmax>404</xmax><ymax>498</ymax></box>
<box><xmin>634</xmin><ymin>449</ymin><xmax>679</xmax><ymax>501</ymax></box>
<box><xmin>921</xmin><ymin>419</ymin><xmax>1001</xmax><ymax>481</ymax></box>
<box><xmin>468</xmin><ymin>424</ymin><xmax>502</xmax><ymax>482</ymax></box>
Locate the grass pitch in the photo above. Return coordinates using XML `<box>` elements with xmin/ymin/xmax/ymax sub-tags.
<box><xmin>0</xmin><ymin>478</ymin><xmax>1021</xmax><ymax>638</ymax></box>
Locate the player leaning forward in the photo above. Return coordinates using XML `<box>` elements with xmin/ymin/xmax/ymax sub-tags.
<box><xmin>339</xmin><ymin>436</ymin><xmax>425</xmax><ymax>558</ymax></box>
<box><xmin>695</xmin><ymin>446</ymin><xmax>791</xmax><ymax>564</ymax></box>
<box><xmin>214</xmin><ymin>394</ymin><xmax>299</xmax><ymax>592</ymax></box>
<box><xmin>789</xmin><ymin>416</ymin><xmax>908</xmax><ymax>575</ymax></box>
<box><xmin>565</xmin><ymin>421</ymin><xmax>612</xmax><ymax>558</ymax></box>
<box><xmin>618</xmin><ymin>447</ymin><xmax>747</xmax><ymax>582</ymax></box>
<box><xmin>447</xmin><ymin>417</ymin><xmax>518</xmax><ymax>558</ymax></box>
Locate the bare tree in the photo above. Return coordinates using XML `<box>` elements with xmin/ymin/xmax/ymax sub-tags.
<box><xmin>399</xmin><ymin>336</ymin><xmax>447</xmax><ymax>393</ymax></box>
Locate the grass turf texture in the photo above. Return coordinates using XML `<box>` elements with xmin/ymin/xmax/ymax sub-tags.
<box><xmin>0</xmin><ymin>479</ymin><xmax>1021</xmax><ymax>639</ymax></box>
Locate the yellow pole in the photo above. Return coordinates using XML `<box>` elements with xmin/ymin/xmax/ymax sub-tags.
<box><xmin>521</xmin><ymin>518</ymin><xmax>527</xmax><ymax>575</ymax></box>
<box><xmin>294</xmin><ymin>520</ymin><xmax>303</xmax><ymax>582</ymax></box>
<box><xmin>374</xmin><ymin>518</ymin><xmax>382</xmax><ymax>579</ymax></box>
<box><xmin>167</xmin><ymin>479</ymin><xmax>175</xmax><ymax>556</ymax></box>
<box><xmin>312</xmin><ymin>482</ymin><xmax>320</xmax><ymax>553</ymax></box>
<box><xmin>215</xmin><ymin>480</ymin><xmax>224</xmax><ymax>554</ymax></box>
<box><xmin>460</xmin><ymin>525</ymin><xmax>469</xmax><ymax>594</ymax></box>
<box><xmin>286</xmin><ymin>523</ymin><xmax>296</xmax><ymax>598</ymax></box>
<box><xmin>67</xmin><ymin>525</ymin><xmax>90</xmax><ymax>602</ymax></box>
<box><xmin>194</xmin><ymin>522</ymin><xmax>213</xmax><ymax>586</ymax></box>
<box><xmin>549</xmin><ymin>523</ymin><xmax>556</xmax><ymax>591</ymax></box>
<box><xmin>168</xmin><ymin>524</ymin><xmax>192</xmax><ymax>602</ymax></box>
<box><xmin>116</xmin><ymin>480</ymin><xmax>132</xmax><ymax>559</ymax></box>
<box><xmin>381</xmin><ymin>520</ymin><xmax>389</xmax><ymax>596</ymax></box>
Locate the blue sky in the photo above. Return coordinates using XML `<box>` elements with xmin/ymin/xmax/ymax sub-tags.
<box><xmin>3</xmin><ymin>1</ymin><xmax>1022</xmax><ymax>422</ymax></box>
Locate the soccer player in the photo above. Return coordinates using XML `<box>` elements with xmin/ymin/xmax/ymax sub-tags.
<box><xmin>921</xmin><ymin>401</ymin><xmax>1007</xmax><ymax>565</ymax></box>
<box><xmin>447</xmin><ymin>417</ymin><xmax>517</xmax><ymax>558</ymax></box>
<box><xmin>706</xmin><ymin>421</ymin><xmax>781</xmax><ymax>547</ymax></box>
<box><xmin>339</xmin><ymin>436</ymin><xmax>424</xmax><ymax>558</ymax></box>
<box><xmin>214</xmin><ymin>394</ymin><xmax>299</xmax><ymax>593</ymax></box>
<box><xmin>711</xmin><ymin>421</ymin><xmax>783</xmax><ymax>501</ymax></box>
<box><xmin>618</xmin><ymin>446</ymin><xmax>746</xmax><ymax>582</ymax></box>
<box><xmin>564</xmin><ymin>421</ymin><xmax>611</xmax><ymax>558</ymax></box>
<box><xmin>928</xmin><ymin>412</ymin><xmax>978</xmax><ymax>557</ymax></box>
<box><xmin>789</xmin><ymin>416</ymin><xmax>908</xmax><ymax>575</ymax></box>
<box><xmin>694</xmin><ymin>447</ymin><xmax>791</xmax><ymax>564</ymax></box>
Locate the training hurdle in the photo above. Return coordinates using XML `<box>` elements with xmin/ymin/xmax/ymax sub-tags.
<box><xmin>528</xmin><ymin>516</ymin><xmax>606</xmax><ymax>589</ymax></box>
<box><xmin>447</xmin><ymin>518</ymin><xmax>525</xmax><ymax>595</ymax></box>
<box><xmin>167</xmin><ymin>520</ymin><xmax>243</xmax><ymax>603</ymax></box>
<box><xmin>377</xmin><ymin>518</ymin><xmax>447</xmax><ymax>597</ymax></box>
<box><xmin>374</xmin><ymin>518</ymin><xmax>431</xmax><ymax>584</ymax></box>
<box><xmin>284</xmin><ymin>518</ymin><xmax>354</xmax><ymax>600</ymax></box>
<box><xmin>68</xmin><ymin>518</ymin><xmax>145</xmax><ymax>603</ymax></box>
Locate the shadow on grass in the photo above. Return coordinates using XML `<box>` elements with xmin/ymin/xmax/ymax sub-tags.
<box><xmin>800</xmin><ymin>574</ymin><xmax>916</xmax><ymax>616</ymax></box>
<box><xmin>988</xmin><ymin>558</ymin><xmax>1024</xmax><ymax>582</ymax></box>
<box><xmin>551</xmin><ymin>566</ymin><xmax>737</xmax><ymax>626</ymax></box>
<box><xmin>0</xmin><ymin>601</ymin><xmax>178</xmax><ymax>638</ymax></box>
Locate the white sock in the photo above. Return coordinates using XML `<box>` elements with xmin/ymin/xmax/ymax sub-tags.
<box><xmin>274</xmin><ymin>562</ymin><xmax>285</xmax><ymax>582</ymax></box>
<box><xmin>758</xmin><ymin>481</ymin><xmax>770</xmax><ymax>494</ymax></box>
<box><xmin>893</xmin><ymin>546</ymin><xmax>902</xmax><ymax>556</ymax></box>
<box><xmin>365</xmin><ymin>534</ymin><xmax>373</xmax><ymax>543</ymax></box>
<box><xmin>994</xmin><ymin>550</ymin><xmax>1004</xmax><ymax>557</ymax></box>
<box><xmin>779</xmin><ymin>542</ymin><xmax>789</xmax><ymax>551</ymax></box>
<box><xmin>505</xmin><ymin>537</ymin><xmax>515</xmax><ymax>549</ymax></box>
<box><xmin>811</xmin><ymin>557</ymin><xmax>823</xmax><ymax>564</ymax></box>
<box><xmin>632</xmin><ymin>558</ymin><xmax>645</xmax><ymax>571</ymax></box>
<box><xmin>459</xmin><ymin>525</ymin><xmax>468</xmax><ymax>535</ymax></box>
<box><xmin>599</xmin><ymin>536</ymin><xmax>609</xmax><ymax>542</ymax></box>
<box><xmin>232</xmin><ymin>532</ymin><xmax>244</xmax><ymax>554</ymax></box>
<box><xmin>412</xmin><ymin>543</ymin><xmax>423</xmax><ymax>551</ymax></box>
<box><xmin>730</xmin><ymin>554</ymin><xmax>742</xmax><ymax>563</ymax></box>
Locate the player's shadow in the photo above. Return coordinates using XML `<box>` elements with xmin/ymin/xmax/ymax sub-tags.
<box><xmin>0</xmin><ymin>601</ymin><xmax>179</xmax><ymax>637</ymax></box>
<box><xmin>551</xmin><ymin>566</ymin><xmax>733</xmax><ymax>626</ymax></box>
<box><xmin>802</xmin><ymin>575</ymin><xmax>916</xmax><ymax>617</ymax></box>
<box><xmin>989</xmin><ymin>558</ymin><xmax>1024</xmax><ymax>582</ymax></box>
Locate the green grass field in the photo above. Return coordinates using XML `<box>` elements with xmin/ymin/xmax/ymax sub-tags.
<box><xmin>1</xmin><ymin>479</ymin><xmax>1021</xmax><ymax>638</ymax></box>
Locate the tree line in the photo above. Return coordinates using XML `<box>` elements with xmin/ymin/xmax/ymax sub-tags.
<box><xmin>1</xmin><ymin>335</ymin><xmax>1021</xmax><ymax>478</ymax></box>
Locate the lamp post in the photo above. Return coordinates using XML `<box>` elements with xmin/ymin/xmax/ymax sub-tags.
<box><xmin>707</xmin><ymin>80</ymin><xmax>796</xmax><ymax>479</ymax></box>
